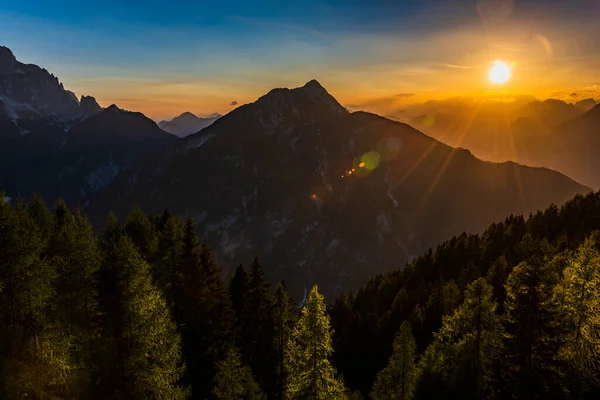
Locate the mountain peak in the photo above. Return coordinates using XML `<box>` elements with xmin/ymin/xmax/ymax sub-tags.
<box><xmin>80</xmin><ymin>95</ymin><xmax>102</xmax><ymax>119</ymax></box>
<box><xmin>178</xmin><ymin>111</ymin><xmax>197</xmax><ymax>119</ymax></box>
<box><xmin>0</xmin><ymin>46</ymin><xmax>17</xmax><ymax>75</ymax></box>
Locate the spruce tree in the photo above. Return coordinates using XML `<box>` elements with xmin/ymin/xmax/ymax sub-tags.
<box><xmin>0</xmin><ymin>199</ymin><xmax>74</xmax><ymax>398</ymax></box>
<box><xmin>242</xmin><ymin>257</ymin><xmax>274</xmax><ymax>391</ymax></box>
<box><xmin>182</xmin><ymin>217</ymin><xmax>198</xmax><ymax>258</ymax></box>
<box><xmin>501</xmin><ymin>261</ymin><xmax>569</xmax><ymax>399</ymax></box>
<box><xmin>178</xmin><ymin>245</ymin><xmax>235</xmax><ymax>399</ymax></box>
<box><xmin>229</xmin><ymin>264</ymin><xmax>249</xmax><ymax>324</ymax></box>
<box><xmin>124</xmin><ymin>206</ymin><xmax>157</xmax><ymax>259</ymax></box>
<box><xmin>430</xmin><ymin>278</ymin><xmax>502</xmax><ymax>398</ymax></box>
<box><xmin>285</xmin><ymin>285</ymin><xmax>346</xmax><ymax>399</ymax></box>
<box><xmin>212</xmin><ymin>347</ymin><xmax>266</xmax><ymax>400</ymax></box>
<box><xmin>370</xmin><ymin>321</ymin><xmax>418</xmax><ymax>400</ymax></box>
<box><xmin>272</xmin><ymin>282</ymin><xmax>295</xmax><ymax>399</ymax></box>
<box><xmin>154</xmin><ymin>214</ymin><xmax>184</xmax><ymax>310</ymax></box>
<box><xmin>104</xmin><ymin>237</ymin><xmax>188</xmax><ymax>399</ymax></box>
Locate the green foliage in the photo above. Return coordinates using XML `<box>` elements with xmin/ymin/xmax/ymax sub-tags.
<box><xmin>286</xmin><ymin>286</ymin><xmax>346</xmax><ymax>399</ymax></box>
<box><xmin>418</xmin><ymin>278</ymin><xmax>502</xmax><ymax>399</ymax></box>
<box><xmin>108</xmin><ymin>237</ymin><xmax>188</xmax><ymax>399</ymax></box>
<box><xmin>124</xmin><ymin>206</ymin><xmax>158</xmax><ymax>259</ymax></box>
<box><xmin>370</xmin><ymin>321</ymin><xmax>418</xmax><ymax>400</ymax></box>
<box><xmin>557</xmin><ymin>236</ymin><xmax>600</xmax><ymax>386</ymax></box>
<box><xmin>501</xmin><ymin>261</ymin><xmax>569</xmax><ymax>398</ymax></box>
<box><xmin>212</xmin><ymin>347</ymin><xmax>266</xmax><ymax>400</ymax></box>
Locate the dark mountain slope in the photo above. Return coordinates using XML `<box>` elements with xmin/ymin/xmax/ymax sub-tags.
<box><xmin>1</xmin><ymin>104</ymin><xmax>177</xmax><ymax>204</ymax></box>
<box><xmin>88</xmin><ymin>81</ymin><xmax>588</xmax><ymax>299</ymax></box>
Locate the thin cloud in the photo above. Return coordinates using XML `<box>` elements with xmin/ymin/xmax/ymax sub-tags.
<box><xmin>435</xmin><ymin>63</ymin><xmax>475</xmax><ymax>70</ymax></box>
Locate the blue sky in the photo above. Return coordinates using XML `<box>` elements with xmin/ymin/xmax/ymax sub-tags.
<box><xmin>2</xmin><ymin>0</ymin><xmax>600</xmax><ymax>119</ymax></box>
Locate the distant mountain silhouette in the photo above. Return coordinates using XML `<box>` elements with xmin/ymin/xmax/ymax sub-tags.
<box><xmin>158</xmin><ymin>111</ymin><xmax>221</xmax><ymax>137</ymax></box>
<box><xmin>575</xmin><ymin>98</ymin><xmax>597</xmax><ymax>111</ymax></box>
<box><xmin>408</xmin><ymin>98</ymin><xmax>585</xmax><ymax>162</ymax></box>
<box><xmin>89</xmin><ymin>80</ymin><xmax>588</xmax><ymax>299</ymax></box>
<box><xmin>518</xmin><ymin>104</ymin><xmax>600</xmax><ymax>188</ymax></box>
<box><xmin>0</xmin><ymin>46</ymin><xmax>178</xmax><ymax>204</ymax></box>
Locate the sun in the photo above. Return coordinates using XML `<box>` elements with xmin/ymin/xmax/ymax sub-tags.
<box><xmin>488</xmin><ymin>60</ymin><xmax>511</xmax><ymax>84</ymax></box>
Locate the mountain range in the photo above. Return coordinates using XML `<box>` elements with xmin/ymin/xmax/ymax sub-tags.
<box><xmin>158</xmin><ymin>112</ymin><xmax>222</xmax><ymax>137</ymax></box>
<box><xmin>0</xmin><ymin>45</ymin><xmax>594</xmax><ymax>297</ymax></box>
<box><xmin>0</xmin><ymin>46</ymin><xmax>177</xmax><ymax>204</ymax></box>
<box><xmin>87</xmin><ymin>81</ymin><xmax>589</xmax><ymax>298</ymax></box>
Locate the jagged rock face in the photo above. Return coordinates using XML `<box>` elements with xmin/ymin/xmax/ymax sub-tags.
<box><xmin>0</xmin><ymin>47</ymin><xmax>179</xmax><ymax>206</ymax></box>
<box><xmin>0</xmin><ymin>46</ymin><xmax>17</xmax><ymax>75</ymax></box>
<box><xmin>88</xmin><ymin>80</ymin><xmax>588</xmax><ymax>300</ymax></box>
<box><xmin>0</xmin><ymin>46</ymin><xmax>80</xmax><ymax>120</ymax></box>
<box><xmin>80</xmin><ymin>95</ymin><xmax>102</xmax><ymax>119</ymax></box>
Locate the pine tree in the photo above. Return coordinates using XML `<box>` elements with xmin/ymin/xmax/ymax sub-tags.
<box><xmin>501</xmin><ymin>261</ymin><xmax>569</xmax><ymax>399</ymax></box>
<box><xmin>178</xmin><ymin>245</ymin><xmax>235</xmax><ymax>399</ymax></box>
<box><xmin>212</xmin><ymin>347</ymin><xmax>266</xmax><ymax>400</ymax></box>
<box><xmin>103</xmin><ymin>237</ymin><xmax>188</xmax><ymax>399</ymax></box>
<box><xmin>558</xmin><ymin>236</ymin><xmax>600</xmax><ymax>387</ymax></box>
<box><xmin>285</xmin><ymin>285</ymin><xmax>346</xmax><ymax>399</ymax></box>
<box><xmin>272</xmin><ymin>282</ymin><xmax>295</xmax><ymax>399</ymax></box>
<box><xmin>370</xmin><ymin>321</ymin><xmax>418</xmax><ymax>400</ymax></box>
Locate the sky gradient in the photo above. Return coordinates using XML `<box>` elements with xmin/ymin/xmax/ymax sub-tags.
<box><xmin>2</xmin><ymin>0</ymin><xmax>600</xmax><ymax>120</ymax></box>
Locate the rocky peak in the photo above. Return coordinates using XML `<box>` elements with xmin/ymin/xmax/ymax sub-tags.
<box><xmin>0</xmin><ymin>46</ymin><xmax>80</xmax><ymax>120</ymax></box>
<box><xmin>0</xmin><ymin>46</ymin><xmax>17</xmax><ymax>75</ymax></box>
<box><xmin>80</xmin><ymin>95</ymin><xmax>102</xmax><ymax>119</ymax></box>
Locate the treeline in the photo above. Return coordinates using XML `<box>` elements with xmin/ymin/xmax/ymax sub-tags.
<box><xmin>0</xmin><ymin>196</ymin><xmax>355</xmax><ymax>399</ymax></box>
<box><xmin>1</xmin><ymin>191</ymin><xmax>600</xmax><ymax>399</ymax></box>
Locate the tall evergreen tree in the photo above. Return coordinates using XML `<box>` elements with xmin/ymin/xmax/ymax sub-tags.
<box><xmin>272</xmin><ymin>282</ymin><xmax>295</xmax><ymax>399</ymax></box>
<box><xmin>124</xmin><ymin>206</ymin><xmax>158</xmax><ymax>259</ymax></box>
<box><xmin>501</xmin><ymin>261</ymin><xmax>569</xmax><ymax>399</ymax></box>
<box><xmin>212</xmin><ymin>347</ymin><xmax>266</xmax><ymax>400</ymax></box>
<box><xmin>0</xmin><ymin>199</ymin><xmax>74</xmax><ymax>398</ymax></box>
<box><xmin>423</xmin><ymin>278</ymin><xmax>502</xmax><ymax>399</ymax></box>
<box><xmin>182</xmin><ymin>218</ymin><xmax>198</xmax><ymax>258</ymax></box>
<box><xmin>178</xmin><ymin>245</ymin><xmax>235</xmax><ymax>399</ymax></box>
<box><xmin>229</xmin><ymin>264</ymin><xmax>249</xmax><ymax>324</ymax></box>
<box><xmin>285</xmin><ymin>285</ymin><xmax>346</xmax><ymax>399</ymax></box>
<box><xmin>154</xmin><ymin>214</ymin><xmax>185</xmax><ymax>310</ymax></box>
<box><xmin>370</xmin><ymin>321</ymin><xmax>418</xmax><ymax>400</ymax></box>
<box><xmin>101</xmin><ymin>237</ymin><xmax>188</xmax><ymax>399</ymax></box>
<box><xmin>241</xmin><ymin>257</ymin><xmax>275</xmax><ymax>391</ymax></box>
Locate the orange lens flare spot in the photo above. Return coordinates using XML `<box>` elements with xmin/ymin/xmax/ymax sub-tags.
<box><xmin>359</xmin><ymin>162</ymin><xmax>365</xmax><ymax>168</ymax></box>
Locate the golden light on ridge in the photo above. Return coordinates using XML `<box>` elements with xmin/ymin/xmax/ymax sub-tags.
<box><xmin>488</xmin><ymin>60</ymin><xmax>511</xmax><ymax>85</ymax></box>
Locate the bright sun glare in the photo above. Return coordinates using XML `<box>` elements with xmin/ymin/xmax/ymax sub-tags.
<box><xmin>488</xmin><ymin>61</ymin><xmax>511</xmax><ymax>85</ymax></box>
